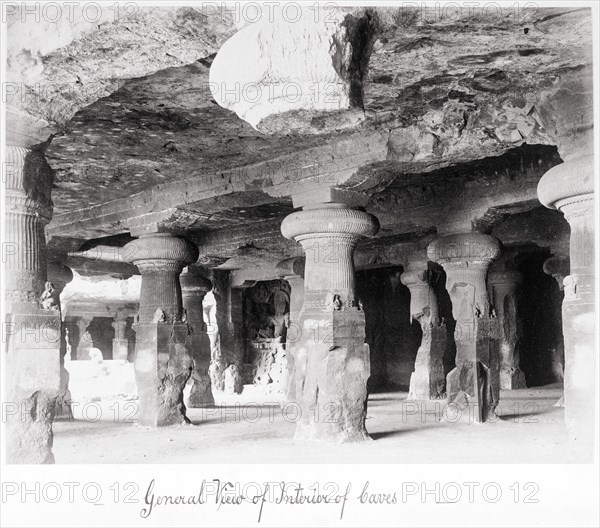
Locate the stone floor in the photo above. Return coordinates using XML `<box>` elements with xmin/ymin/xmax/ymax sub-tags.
<box><xmin>52</xmin><ymin>384</ymin><xmax>567</xmax><ymax>464</ymax></box>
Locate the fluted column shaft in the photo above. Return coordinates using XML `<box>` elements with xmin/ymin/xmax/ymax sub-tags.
<box><xmin>281</xmin><ymin>203</ymin><xmax>379</xmax><ymax>443</ymax></box>
<box><xmin>4</xmin><ymin>144</ymin><xmax>62</xmax><ymax>464</ymax></box>
<box><xmin>488</xmin><ymin>270</ymin><xmax>526</xmax><ymax>390</ymax></box>
<box><xmin>538</xmin><ymin>152</ymin><xmax>595</xmax><ymax>461</ymax></box>
<box><xmin>124</xmin><ymin>233</ymin><xmax>198</xmax><ymax>426</ymax></box>
<box><xmin>4</xmin><ymin>146</ymin><xmax>53</xmax><ymax>306</ymax></box>
<box><xmin>428</xmin><ymin>233</ymin><xmax>501</xmax><ymax>422</ymax></box>
<box><xmin>401</xmin><ymin>267</ymin><xmax>446</xmax><ymax>400</ymax></box>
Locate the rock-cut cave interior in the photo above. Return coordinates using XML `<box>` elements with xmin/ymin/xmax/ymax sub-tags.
<box><xmin>3</xmin><ymin>4</ymin><xmax>596</xmax><ymax>464</ymax></box>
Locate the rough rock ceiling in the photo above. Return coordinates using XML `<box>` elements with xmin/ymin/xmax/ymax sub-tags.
<box><xmin>40</xmin><ymin>6</ymin><xmax>592</xmax><ymax>220</ymax></box>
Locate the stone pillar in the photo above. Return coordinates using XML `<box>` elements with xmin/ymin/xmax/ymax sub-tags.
<box><xmin>111</xmin><ymin>313</ymin><xmax>129</xmax><ymax>361</ymax></box>
<box><xmin>281</xmin><ymin>203</ymin><xmax>379</xmax><ymax>442</ymax></box>
<box><xmin>428</xmin><ymin>233</ymin><xmax>501</xmax><ymax>422</ymax></box>
<box><xmin>401</xmin><ymin>265</ymin><xmax>447</xmax><ymax>400</ymax></box>
<box><xmin>46</xmin><ymin>262</ymin><xmax>74</xmax><ymax>420</ymax></box>
<box><xmin>210</xmin><ymin>270</ymin><xmax>244</xmax><ymax>394</ymax></box>
<box><xmin>75</xmin><ymin>316</ymin><xmax>94</xmax><ymax>360</ymax></box>
<box><xmin>4</xmin><ymin>145</ymin><xmax>61</xmax><ymax>463</ymax></box>
<box><xmin>538</xmin><ymin>153</ymin><xmax>595</xmax><ymax>460</ymax></box>
<box><xmin>180</xmin><ymin>268</ymin><xmax>214</xmax><ymax>407</ymax></box>
<box><xmin>543</xmin><ymin>255</ymin><xmax>569</xmax><ymax>384</ymax></box>
<box><xmin>488</xmin><ymin>270</ymin><xmax>527</xmax><ymax>390</ymax></box>
<box><xmin>123</xmin><ymin>233</ymin><xmax>198</xmax><ymax>426</ymax></box>
<box><xmin>276</xmin><ymin>257</ymin><xmax>306</xmax><ymax>402</ymax></box>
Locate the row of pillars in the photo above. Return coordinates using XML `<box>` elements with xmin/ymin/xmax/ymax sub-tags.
<box><xmin>4</xmin><ymin>142</ymin><xmax>595</xmax><ymax>462</ymax></box>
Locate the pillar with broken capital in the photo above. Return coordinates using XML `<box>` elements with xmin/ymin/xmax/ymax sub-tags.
<box><xmin>276</xmin><ymin>257</ymin><xmax>306</xmax><ymax>402</ymax></box>
<box><xmin>401</xmin><ymin>261</ymin><xmax>447</xmax><ymax>400</ymax></box>
<box><xmin>111</xmin><ymin>312</ymin><xmax>129</xmax><ymax>361</ymax></box>
<box><xmin>428</xmin><ymin>233</ymin><xmax>501</xmax><ymax>422</ymax></box>
<box><xmin>543</xmin><ymin>255</ymin><xmax>569</xmax><ymax>383</ymax></box>
<box><xmin>46</xmin><ymin>262</ymin><xmax>74</xmax><ymax>420</ymax></box>
<box><xmin>210</xmin><ymin>270</ymin><xmax>245</xmax><ymax>394</ymax></box>
<box><xmin>281</xmin><ymin>190</ymin><xmax>379</xmax><ymax>442</ymax></box>
<box><xmin>180</xmin><ymin>268</ymin><xmax>215</xmax><ymax>407</ymax></box>
<box><xmin>123</xmin><ymin>233</ymin><xmax>198</xmax><ymax>426</ymax></box>
<box><xmin>4</xmin><ymin>142</ymin><xmax>62</xmax><ymax>463</ymax></box>
<box><xmin>488</xmin><ymin>270</ymin><xmax>526</xmax><ymax>390</ymax></box>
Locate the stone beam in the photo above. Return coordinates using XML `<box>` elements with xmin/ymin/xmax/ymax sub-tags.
<box><xmin>47</xmin><ymin>131</ymin><xmax>389</xmax><ymax>241</ymax></box>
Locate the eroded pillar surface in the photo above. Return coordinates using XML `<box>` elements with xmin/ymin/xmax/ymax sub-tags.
<box><xmin>276</xmin><ymin>257</ymin><xmax>306</xmax><ymax>402</ymax></box>
<box><xmin>281</xmin><ymin>203</ymin><xmax>379</xmax><ymax>442</ymax></box>
<box><xmin>543</xmin><ymin>255</ymin><xmax>569</xmax><ymax>383</ymax></box>
<box><xmin>4</xmin><ymin>145</ymin><xmax>61</xmax><ymax>463</ymax></box>
<box><xmin>210</xmin><ymin>270</ymin><xmax>244</xmax><ymax>394</ymax></box>
<box><xmin>124</xmin><ymin>233</ymin><xmax>198</xmax><ymax>426</ymax></box>
<box><xmin>46</xmin><ymin>262</ymin><xmax>74</xmax><ymax>420</ymax></box>
<box><xmin>538</xmin><ymin>153</ymin><xmax>595</xmax><ymax>460</ymax></box>
<box><xmin>488</xmin><ymin>270</ymin><xmax>526</xmax><ymax>390</ymax></box>
<box><xmin>401</xmin><ymin>265</ymin><xmax>447</xmax><ymax>400</ymax></box>
<box><xmin>181</xmin><ymin>269</ymin><xmax>214</xmax><ymax>407</ymax></box>
<box><xmin>428</xmin><ymin>233</ymin><xmax>501</xmax><ymax>422</ymax></box>
<box><xmin>111</xmin><ymin>312</ymin><xmax>129</xmax><ymax>361</ymax></box>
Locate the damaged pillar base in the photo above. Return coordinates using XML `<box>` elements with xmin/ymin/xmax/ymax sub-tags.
<box><xmin>187</xmin><ymin>375</ymin><xmax>215</xmax><ymax>407</ymax></box>
<box><xmin>445</xmin><ymin>317</ymin><xmax>501</xmax><ymax>423</ymax></box>
<box><xmin>5</xmin><ymin>310</ymin><xmax>62</xmax><ymax>463</ymax></box>
<box><xmin>408</xmin><ymin>324</ymin><xmax>447</xmax><ymax>400</ymax></box>
<box><xmin>134</xmin><ymin>322</ymin><xmax>193</xmax><ymax>427</ymax></box>
<box><xmin>294</xmin><ymin>304</ymin><xmax>371</xmax><ymax>443</ymax></box>
<box><xmin>499</xmin><ymin>366</ymin><xmax>526</xmax><ymax>390</ymax></box>
<box><xmin>54</xmin><ymin>389</ymin><xmax>74</xmax><ymax>422</ymax></box>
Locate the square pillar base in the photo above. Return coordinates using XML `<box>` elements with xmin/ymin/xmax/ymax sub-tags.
<box><xmin>446</xmin><ymin>317</ymin><xmax>501</xmax><ymax>422</ymax></box>
<box><xmin>134</xmin><ymin>322</ymin><xmax>193</xmax><ymax>427</ymax></box>
<box><xmin>294</xmin><ymin>306</ymin><xmax>371</xmax><ymax>443</ymax></box>
<box><xmin>4</xmin><ymin>310</ymin><xmax>62</xmax><ymax>464</ymax></box>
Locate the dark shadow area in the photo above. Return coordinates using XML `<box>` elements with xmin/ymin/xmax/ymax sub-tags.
<box><xmin>357</xmin><ymin>266</ymin><xmax>421</xmax><ymax>392</ymax></box>
<box><xmin>515</xmin><ymin>250</ymin><xmax>564</xmax><ymax>387</ymax></box>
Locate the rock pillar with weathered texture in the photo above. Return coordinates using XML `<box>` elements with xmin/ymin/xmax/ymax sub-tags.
<box><xmin>75</xmin><ymin>316</ymin><xmax>94</xmax><ymax>360</ymax></box>
<box><xmin>111</xmin><ymin>313</ymin><xmax>129</xmax><ymax>361</ymax></box>
<box><xmin>401</xmin><ymin>266</ymin><xmax>447</xmax><ymax>400</ymax></box>
<box><xmin>276</xmin><ymin>257</ymin><xmax>306</xmax><ymax>402</ymax></box>
<box><xmin>543</xmin><ymin>255</ymin><xmax>569</xmax><ymax>383</ymax></box>
<box><xmin>4</xmin><ymin>145</ymin><xmax>61</xmax><ymax>463</ymax></box>
<box><xmin>124</xmin><ymin>233</ymin><xmax>198</xmax><ymax>426</ymax></box>
<box><xmin>281</xmin><ymin>203</ymin><xmax>379</xmax><ymax>442</ymax></box>
<box><xmin>538</xmin><ymin>154</ymin><xmax>595</xmax><ymax>461</ymax></box>
<box><xmin>46</xmin><ymin>262</ymin><xmax>74</xmax><ymax>421</ymax></box>
<box><xmin>428</xmin><ymin>233</ymin><xmax>501</xmax><ymax>422</ymax></box>
<box><xmin>488</xmin><ymin>270</ymin><xmax>526</xmax><ymax>390</ymax></box>
<box><xmin>210</xmin><ymin>270</ymin><xmax>244</xmax><ymax>394</ymax></box>
<box><xmin>180</xmin><ymin>269</ymin><xmax>214</xmax><ymax>407</ymax></box>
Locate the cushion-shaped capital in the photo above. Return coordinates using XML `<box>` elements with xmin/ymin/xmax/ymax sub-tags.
<box><xmin>281</xmin><ymin>207</ymin><xmax>379</xmax><ymax>241</ymax></box>
<box><xmin>537</xmin><ymin>154</ymin><xmax>594</xmax><ymax>210</ymax></box>
<box><xmin>427</xmin><ymin>233</ymin><xmax>501</xmax><ymax>265</ymax></box>
<box><xmin>123</xmin><ymin>233</ymin><xmax>198</xmax><ymax>270</ymax></box>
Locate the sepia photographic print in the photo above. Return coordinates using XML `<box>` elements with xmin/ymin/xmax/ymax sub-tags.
<box><xmin>1</xmin><ymin>1</ymin><xmax>598</xmax><ymax>526</ymax></box>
